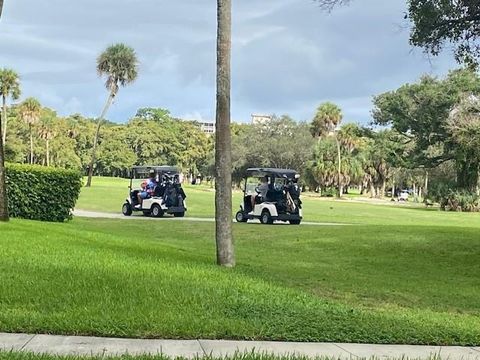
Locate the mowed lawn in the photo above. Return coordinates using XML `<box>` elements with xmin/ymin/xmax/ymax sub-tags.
<box><xmin>77</xmin><ymin>177</ymin><xmax>480</xmax><ymax>228</ymax></box>
<box><xmin>0</xmin><ymin>209</ymin><xmax>479</xmax><ymax>344</ymax></box>
<box><xmin>76</xmin><ymin>177</ymin><xmax>216</xmax><ymax>218</ymax></box>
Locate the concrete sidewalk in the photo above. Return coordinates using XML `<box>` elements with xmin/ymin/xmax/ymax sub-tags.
<box><xmin>73</xmin><ymin>209</ymin><xmax>349</xmax><ymax>226</ymax></box>
<box><xmin>1</xmin><ymin>333</ymin><xmax>479</xmax><ymax>359</ymax></box>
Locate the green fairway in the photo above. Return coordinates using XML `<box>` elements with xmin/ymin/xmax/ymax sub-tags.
<box><xmin>76</xmin><ymin>177</ymin><xmax>219</xmax><ymax>218</ymax></box>
<box><xmin>0</xmin><ymin>216</ymin><xmax>479</xmax><ymax>345</ymax></box>
<box><xmin>76</xmin><ymin>177</ymin><xmax>480</xmax><ymax>228</ymax></box>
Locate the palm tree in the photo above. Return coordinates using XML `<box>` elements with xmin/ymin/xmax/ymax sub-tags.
<box><xmin>19</xmin><ymin>97</ymin><xmax>41</xmax><ymax>164</ymax></box>
<box><xmin>0</xmin><ymin>0</ymin><xmax>8</xmax><ymax>221</ymax></box>
<box><xmin>215</xmin><ymin>0</ymin><xmax>235</xmax><ymax>267</ymax></box>
<box><xmin>38</xmin><ymin>109</ymin><xmax>57</xmax><ymax>166</ymax></box>
<box><xmin>311</xmin><ymin>102</ymin><xmax>343</xmax><ymax>196</ymax></box>
<box><xmin>0</xmin><ymin>68</ymin><xmax>21</xmax><ymax>144</ymax></box>
<box><xmin>85</xmin><ymin>43</ymin><xmax>138</xmax><ymax>187</ymax></box>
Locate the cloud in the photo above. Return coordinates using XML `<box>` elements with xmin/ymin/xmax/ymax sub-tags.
<box><xmin>0</xmin><ymin>0</ymin><xmax>457</xmax><ymax>125</ymax></box>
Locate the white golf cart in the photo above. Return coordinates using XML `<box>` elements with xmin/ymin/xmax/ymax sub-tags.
<box><xmin>235</xmin><ymin>168</ymin><xmax>303</xmax><ymax>225</ymax></box>
<box><xmin>122</xmin><ymin>165</ymin><xmax>187</xmax><ymax>218</ymax></box>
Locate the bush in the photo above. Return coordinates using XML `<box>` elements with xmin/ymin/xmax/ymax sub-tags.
<box><xmin>6</xmin><ymin>163</ymin><xmax>82</xmax><ymax>222</ymax></box>
<box><xmin>429</xmin><ymin>185</ymin><xmax>480</xmax><ymax>212</ymax></box>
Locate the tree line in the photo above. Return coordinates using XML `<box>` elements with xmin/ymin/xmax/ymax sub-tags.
<box><xmin>2</xmin><ymin>66</ymin><xmax>480</xmax><ymax>210</ymax></box>
<box><xmin>1</xmin><ymin>103</ymin><xmax>213</xmax><ymax>179</ymax></box>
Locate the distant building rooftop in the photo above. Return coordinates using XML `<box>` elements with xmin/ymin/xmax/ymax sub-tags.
<box><xmin>251</xmin><ymin>114</ymin><xmax>273</xmax><ymax>125</ymax></box>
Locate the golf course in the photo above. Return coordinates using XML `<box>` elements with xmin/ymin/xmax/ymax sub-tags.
<box><xmin>0</xmin><ymin>177</ymin><xmax>479</xmax><ymax>346</ymax></box>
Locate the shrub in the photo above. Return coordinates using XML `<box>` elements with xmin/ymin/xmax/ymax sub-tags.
<box><xmin>429</xmin><ymin>185</ymin><xmax>480</xmax><ymax>212</ymax></box>
<box><xmin>5</xmin><ymin>163</ymin><xmax>82</xmax><ymax>222</ymax></box>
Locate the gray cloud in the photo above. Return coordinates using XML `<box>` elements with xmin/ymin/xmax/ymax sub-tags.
<box><xmin>0</xmin><ymin>0</ymin><xmax>456</xmax><ymax>124</ymax></box>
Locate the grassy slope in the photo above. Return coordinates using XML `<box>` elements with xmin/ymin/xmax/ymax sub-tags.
<box><xmin>0</xmin><ymin>216</ymin><xmax>479</xmax><ymax>345</ymax></box>
<box><xmin>77</xmin><ymin>177</ymin><xmax>480</xmax><ymax>227</ymax></box>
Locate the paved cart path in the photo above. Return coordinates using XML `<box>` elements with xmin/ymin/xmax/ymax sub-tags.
<box><xmin>73</xmin><ymin>209</ymin><xmax>349</xmax><ymax>226</ymax></box>
<box><xmin>1</xmin><ymin>333</ymin><xmax>479</xmax><ymax>359</ymax></box>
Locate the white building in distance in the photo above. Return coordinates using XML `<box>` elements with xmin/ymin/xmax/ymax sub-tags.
<box><xmin>251</xmin><ymin>114</ymin><xmax>273</xmax><ymax>125</ymax></box>
<box><xmin>199</xmin><ymin>121</ymin><xmax>215</xmax><ymax>134</ymax></box>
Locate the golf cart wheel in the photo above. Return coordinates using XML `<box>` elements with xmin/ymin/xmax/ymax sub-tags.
<box><xmin>235</xmin><ymin>211</ymin><xmax>248</xmax><ymax>223</ymax></box>
<box><xmin>174</xmin><ymin>212</ymin><xmax>185</xmax><ymax>218</ymax></box>
<box><xmin>151</xmin><ymin>204</ymin><xmax>164</xmax><ymax>218</ymax></box>
<box><xmin>289</xmin><ymin>219</ymin><xmax>301</xmax><ymax>225</ymax></box>
<box><xmin>260</xmin><ymin>210</ymin><xmax>273</xmax><ymax>225</ymax></box>
<box><xmin>122</xmin><ymin>203</ymin><xmax>132</xmax><ymax>216</ymax></box>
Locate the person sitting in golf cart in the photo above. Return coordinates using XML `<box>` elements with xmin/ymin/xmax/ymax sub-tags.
<box><xmin>251</xmin><ymin>176</ymin><xmax>270</xmax><ymax>209</ymax></box>
<box><xmin>135</xmin><ymin>169</ymin><xmax>157</xmax><ymax>209</ymax></box>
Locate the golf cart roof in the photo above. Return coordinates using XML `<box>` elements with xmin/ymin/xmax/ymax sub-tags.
<box><xmin>246</xmin><ymin>168</ymin><xmax>299</xmax><ymax>179</ymax></box>
<box><xmin>131</xmin><ymin>165</ymin><xmax>180</xmax><ymax>176</ymax></box>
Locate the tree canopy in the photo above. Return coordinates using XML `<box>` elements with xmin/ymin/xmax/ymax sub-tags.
<box><xmin>373</xmin><ymin>68</ymin><xmax>480</xmax><ymax>192</ymax></box>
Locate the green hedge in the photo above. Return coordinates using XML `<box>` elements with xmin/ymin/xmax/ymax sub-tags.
<box><xmin>5</xmin><ymin>163</ymin><xmax>82</xmax><ymax>222</ymax></box>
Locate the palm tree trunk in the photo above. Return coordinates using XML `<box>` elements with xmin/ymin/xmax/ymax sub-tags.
<box><xmin>335</xmin><ymin>134</ymin><xmax>342</xmax><ymax>198</ymax></box>
<box><xmin>2</xmin><ymin>95</ymin><xmax>6</xmax><ymax>145</ymax></box>
<box><xmin>0</xmin><ymin>103</ymin><xmax>8</xmax><ymax>221</ymax></box>
<box><xmin>0</xmin><ymin>4</ymin><xmax>8</xmax><ymax>220</ymax></box>
<box><xmin>215</xmin><ymin>0</ymin><xmax>235</xmax><ymax>267</ymax></box>
<box><xmin>85</xmin><ymin>91</ymin><xmax>115</xmax><ymax>187</ymax></box>
<box><xmin>46</xmin><ymin>139</ymin><xmax>50</xmax><ymax>167</ymax></box>
<box><xmin>424</xmin><ymin>170</ymin><xmax>429</xmax><ymax>197</ymax></box>
<box><xmin>29</xmin><ymin>124</ymin><xmax>34</xmax><ymax>164</ymax></box>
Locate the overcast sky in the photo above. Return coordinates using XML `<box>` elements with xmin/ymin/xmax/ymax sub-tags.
<box><xmin>0</xmin><ymin>0</ymin><xmax>457</xmax><ymax>124</ymax></box>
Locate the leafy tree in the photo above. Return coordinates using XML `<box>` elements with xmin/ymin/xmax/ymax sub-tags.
<box><xmin>373</xmin><ymin>68</ymin><xmax>480</xmax><ymax>192</ymax></box>
<box><xmin>363</xmin><ymin>130</ymin><xmax>405</xmax><ymax>198</ymax></box>
<box><xmin>215</xmin><ymin>0</ymin><xmax>234</xmax><ymax>267</ymax></box>
<box><xmin>97</xmin><ymin>126</ymin><xmax>136</xmax><ymax>177</ymax></box>
<box><xmin>86</xmin><ymin>43</ymin><xmax>138</xmax><ymax>187</ymax></box>
<box><xmin>66</xmin><ymin>114</ymin><xmax>96</xmax><ymax>170</ymax></box>
<box><xmin>0</xmin><ymin>68</ymin><xmax>21</xmax><ymax>144</ymax></box>
<box><xmin>446</xmin><ymin>94</ymin><xmax>480</xmax><ymax>191</ymax></box>
<box><xmin>135</xmin><ymin>107</ymin><xmax>171</xmax><ymax>121</ymax></box>
<box><xmin>19</xmin><ymin>97</ymin><xmax>41</xmax><ymax>165</ymax></box>
<box><xmin>0</xmin><ymin>0</ymin><xmax>3</xmax><ymax>18</ymax></box>
<box><xmin>408</xmin><ymin>0</ymin><xmax>480</xmax><ymax>66</ymax></box>
<box><xmin>230</xmin><ymin>116</ymin><xmax>314</xmax><ymax>186</ymax></box>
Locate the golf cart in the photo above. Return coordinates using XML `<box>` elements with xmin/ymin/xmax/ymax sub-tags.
<box><xmin>122</xmin><ymin>165</ymin><xmax>187</xmax><ymax>218</ymax></box>
<box><xmin>235</xmin><ymin>168</ymin><xmax>303</xmax><ymax>225</ymax></box>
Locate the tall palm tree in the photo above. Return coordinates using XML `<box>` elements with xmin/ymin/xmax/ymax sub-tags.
<box><xmin>0</xmin><ymin>68</ymin><xmax>21</xmax><ymax>144</ymax></box>
<box><xmin>311</xmin><ymin>102</ymin><xmax>343</xmax><ymax>196</ymax></box>
<box><xmin>38</xmin><ymin>108</ymin><xmax>57</xmax><ymax>166</ymax></box>
<box><xmin>19</xmin><ymin>97</ymin><xmax>41</xmax><ymax>164</ymax></box>
<box><xmin>0</xmin><ymin>0</ymin><xmax>8</xmax><ymax>221</ymax></box>
<box><xmin>215</xmin><ymin>0</ymin><xmax>235</xmax><ymax>267</ymax></box>
<box><xmin>85</xmin><ymin>43</ymin><xmax>138</xmax><ymax>187</ymax></box>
